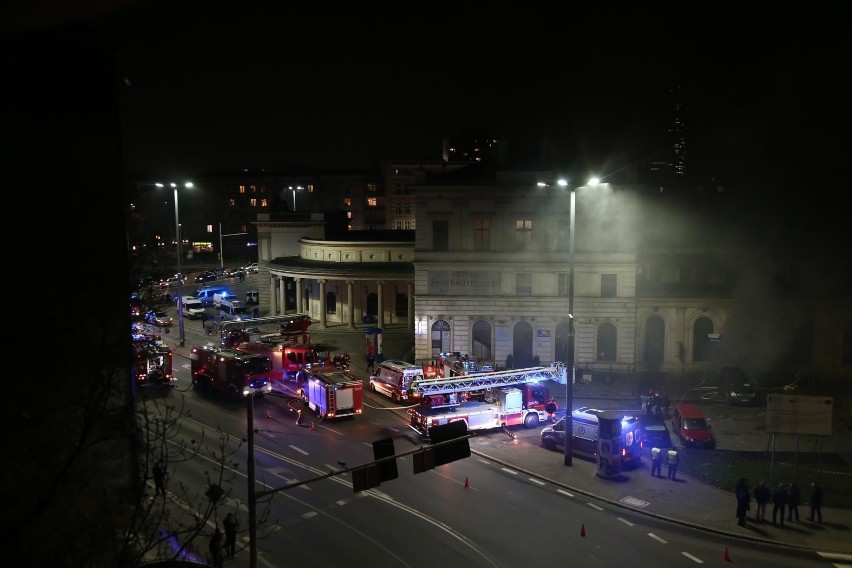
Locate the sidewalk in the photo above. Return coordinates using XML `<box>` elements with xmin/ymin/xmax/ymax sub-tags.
<box><xmin>168</xmin><ymin>322</ymin><xmax>852</xmax><ymax>555</ymax></box>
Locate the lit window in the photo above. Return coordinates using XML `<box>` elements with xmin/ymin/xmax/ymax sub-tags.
<box><xmin>227</xmin><ymin>198</ymin><xmax>236</xmax><ymax>207</ymax></box>
<box><xmin>344</xmin><ymin>197</ymin><xmax>352</xmax><ymax>207</ymax></box>
<box><xmin>260</xmin><ymin>198</ymin><xmax>268</xmax><ymax>207</ymax></box>
<box><xmin>367</xmin><ymin>197</ymin><xmax>377</xmax><ymax>207</ymax></box>
<box><xmin>250</xmin><ymin>198</ymin><xmax>257</xmax><ymax>207</ymax></box>
<box><xmin>238</xmin><ymin>185</ymin><xmax>246</xmax><ymax>194</ymax></box>
<box><xmin>367</xmin><ymin>183</ymin><xmax>377</xmax><ymax>193</ymax></box>
<box><xmin>347</xmin><ymin>211</ymin><xmax>352</xmax><ymax>219</ymax></box>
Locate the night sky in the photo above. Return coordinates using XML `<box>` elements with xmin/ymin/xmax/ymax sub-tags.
<box><xmin>7</xmin><ymin>2</ymin><xmax>848</xmax><ymax>193</ymax></box>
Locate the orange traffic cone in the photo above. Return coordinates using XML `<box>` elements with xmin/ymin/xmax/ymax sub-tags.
<box><xmin>580</xmin><ymin>524</ymin><xmax>586</xmax><ymax>537</ymax></box>
<box><xmin>310</xmin><ymin>422</ymin><xmax>315</xmax><ymax>431</ymax></box>
<box><xmin>265</xmin><ymin>410</ymin><xmax>272</xmax><ymax>419</ymax></box>
<box><xmin>464</xmin><ymin>477</ymin><xmax>470</xmax><ymax>488</ymax></box>
<box><xmin>723</xmin><ymin>547</ymin><xmax>731</xmax><ymax>562</ymax></box>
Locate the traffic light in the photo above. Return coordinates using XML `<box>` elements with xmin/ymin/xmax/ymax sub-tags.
<box><xmin>414</xmin><ymin>420</ymin><xmax>470</xmax><ymax>473</ymax></box>
<box><xmin>372</xmin><ymin>437</ymin><xmax>398</xmax><ymax>482</ymax></box>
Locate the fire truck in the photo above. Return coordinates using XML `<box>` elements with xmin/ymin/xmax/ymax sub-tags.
<box><xmin>234</xmin><ymin>337</ymin><xmax>320</xmax><ymax>394</ymax></box>
<box><xmin>216</xmin><ymin>313</ymin><xmax>313</xmax><ymax>346</ymax></box>
<box><xmin>190</xmin><ymin>344</ymin><xmax>272</xmax><ymax>399</ymax></box>
<box><xmin>133</xmin><ymin>333</ymin><xmax>175</xmax><ymax>388</ymax></box>
<box><xmin>299</xmin><ymin>364</ymin><xmax>363</xmax><ymax>420</ymax></box>
<box><xmin>407</xmin><ymin>364</ymin><xmax>566</xmax><ymax>438</ymax></box>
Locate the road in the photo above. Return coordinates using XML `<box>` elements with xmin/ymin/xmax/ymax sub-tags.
<box><xmin>133</xmin><ymin>304</ymin><xmax>842</xmax><ymax>567</ymax></box>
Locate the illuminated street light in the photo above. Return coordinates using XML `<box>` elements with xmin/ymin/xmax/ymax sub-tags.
<box><xmin>288</xmin><ymin>185</ymin><xmax>304</xmax><ymax>211</ymax></box>
<box><xmin>156</xmin><ymin>181</ymin><xmax>193</xmax><ymax>347</ymax></box>
<box><xmin>539</xmin><ymin>176</ymin><xmax>601</xmax><ymax>466</ymax></box>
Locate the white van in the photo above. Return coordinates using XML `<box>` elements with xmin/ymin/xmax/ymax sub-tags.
<box><xmin>369</xmin><ymin>360</ymin><xmax>425</xmax><ymax>403</ymax></box>
<box><xmin>178</xmin><ymin>295</ymin><xmax>206</xmax><ymax>319</ymax></box>
<box><xmin>220</xmin><ymin>299</ymin><xmax>252</xmax><ymax>321</ymax></box>
<box><xmin>195</xmin><ymin>287</ymin><xmax>228</xmax><ymax>306</ymax></box>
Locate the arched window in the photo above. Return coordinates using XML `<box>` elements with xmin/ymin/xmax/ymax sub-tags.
<box><xmin>512</xmin><ymin>321</ymin><xmax>534</xmax><ymax>368</ymax></box>
<box><xmin>472</xmin><ymin>320</ymin><xmax>492</xmax><ymax>362</ymax></box>
<box><xmin>431</xmin><ymin>320</ymin><xmax>451</xmax><ymax>357</ymax></box>
<box><xmin>644</xmin><ymin>316</ymin><xmax>665</xmax><ymax>364</ymax></box>
<box><xmin>395</xmin><ymin>293</ymin><xmax>408</xmax><ymax>316</ymax></box>
<box><xmin>555</xmin><ymin>321</ymin><xmax>572</xmax><ymax>365</ymax></box>
<box><xmin>597</xmin><ymin>322</ymin><xmax>617</xmax><ymax>362</ymax></box>
<box><xmin>692</xmin><ymin>317</ymin><xmax>714</xmax><ymax>362</ymax></box>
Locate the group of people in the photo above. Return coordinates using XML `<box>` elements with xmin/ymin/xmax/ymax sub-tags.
<box><xmin>735</xmin><ymin>478</ymin><xmax>824</xmax><ymax>527</ymax></box>
<box><xmin>649</xmin><ymin>446</ymin><xmax>679</xmax><ymax>480</ymax></box>
<box><xmin>209</xmin><ymin>512</ymin><xmax>240</xmax><ymax>567</ymax></box>
<box><xmin>641</xmin><ymin>389</ymin><xmax>671</xmax><ymax>418</ymax></box>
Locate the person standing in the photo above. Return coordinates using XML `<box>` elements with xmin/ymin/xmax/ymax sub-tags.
<box><xmin>152</xmin><ymin>460</ymin><xmax>166</xmax><ymax>497</ymax></box>
<box><xmin>209</xmin><ymin>527</ymin><xmax>224</xmax><ymax>568</ymax></box>
<box><xmin>735</xmin><ymin>478</ymin><xmax>750</xmax><ymax>526</ymax></box>
<box><xmin>650</xmin><ymin>446</ymin><xmax>662</xmax><ymax>477</ymax></box>
<box><xmin>753</xmin><ymin>480</ymin><xmax>771</xmax><ymax>522</ymax></box>
<box><xmin>772</xmin><ymin>482</ymin><xmax>788</xmax><ymax>526</ymax></box>
<box><xmin>223</xmin><ymin>512</ymin><xmax>239</xmax><ymax>558</ymax></box>
<box><xmin>787</xmin><ymin>481</ymin><xmax>801</xmax><ymax>522</ymax></box>
<box><xmin>666</xmin><ymin>448</ymin><xmax>679</xmax><ymax>480</ymax></box>
<box><xmin>809</xmin><ymin>481</ymin><xmax>823</xmax><ymax>523</ymax></box>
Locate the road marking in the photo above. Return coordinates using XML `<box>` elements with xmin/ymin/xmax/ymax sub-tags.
<box><xmin>586</xmin><ymin>502</ymin><xmax>604</xmax><ymax>511</ymax></box>
<box><xmin>648</xmin><ymin>533</ymin><xmax>667</xmax><ymax>544</ymax></box>
<box><xmin>681</xmin><ymin>552</ymin><xmax>703</xmax><ymax>563</ymax></box>
<box><xmin>529</xmin><ymin>478</ymin><xmax>546</xmax><ymax>486</ymax></box>
<box><xmin>557</xmin><ymin>489</ymin><xmax>574</xmax><ymax>497</ymax></box>
<box><xmin>500</xmin><ymin>467</ymin><xmax>519</xmax><ymax>475</ymax></box>
<box><xmin>616</xmin><ymin>517</ymin><xmax>634</xmax><ymax>527</ymax></box>
<box><xmin>621</xmin><ymin>496</ymin><xmax>650</xmax><ymax>508</ymax></box>
<box><xmin>288</xmin><ymin>445</ymin><xmax>309</xmax><ymax>455</ymax></box>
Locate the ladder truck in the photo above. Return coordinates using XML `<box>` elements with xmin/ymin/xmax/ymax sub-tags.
<box><xmin>407</xmin><ymin>363</ymin><xmax>566</xmax><ymax>438</ymax></box>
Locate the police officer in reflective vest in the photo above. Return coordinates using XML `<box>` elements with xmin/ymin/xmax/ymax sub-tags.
<box><xmin>667</xmin><ymin>448</ymin><xmax>680</xmax><ymax>480</ymax></box>
<box><xmin>650</xmin><ymin>446</ymin><xmax>662</xmax><ymax>477</ymax></box>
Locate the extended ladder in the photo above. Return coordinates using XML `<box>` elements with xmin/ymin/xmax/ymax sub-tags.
<box><xmin>410</xmin><ymin>363</ymin><xmax>567</xmax><ymax>396</ymax></box>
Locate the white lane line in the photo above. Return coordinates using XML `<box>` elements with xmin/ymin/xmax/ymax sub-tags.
<box><xmin>557</xmin><ymin>489</ymin><xmax>574</xmax><ymax>497</ymax></box>
<box><xmin>681</xmin><ymin>552</ymin><xmax>703</xmax><ymax>563</ymax></box>
<box><xmin>529</xmin><ymin>478</ymin><xmax>546</xmax><ymax>486</ymax></box>
<box><xmin>616</xmin><ymin>517</ymin><xmax>634</xmax><ymax>527</ymax></box>
<box><xmin>648</xmin><ymin>533</ymin><xmax>667</xmax><ymax>544</ymax></box>
<box><xmin>586</xmin><ymin>503</ymin><xmax>604</xmax><ymax>511</ymax></box>
<box><xmin>500</xmin><ymin>467</ymin><xmax>519</xmax><ymax>475</ymax></box>
<box><xmin>288</xmin><ymin>445</ymin><xmax>309</xmax><ymax>455</ymax></box>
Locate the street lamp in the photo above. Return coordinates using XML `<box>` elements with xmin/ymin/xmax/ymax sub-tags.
<box><xmin>156</xmin><ymin>181</ymin><xmax>193</xmax><ymax>347</ymax></box>
<box><xmin>288</xmin><ymin>185</ymin><xmax>303</xmax><ymax>211</ymax></box>
<box><xmin>540</xmin><ymin>177</ymin><xmax>600</xmax><ymax>466</ymax></box>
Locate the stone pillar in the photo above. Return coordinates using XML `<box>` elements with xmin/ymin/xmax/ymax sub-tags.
<box><xmin>319</xmin><ymin>279</ymin><xmax>327</xmax><ymax>328</ymax></box>
<box><xmin>377</xmin><ymin>280</ymin><xmax>385</xmax><ymax>329</ymax></box>
<box><xmin>407</xmin><ymin>281</ymin><xmax>415</xmax><ymax>331</ymax></box>
<box><xmin>347</xmin><ymin>280</ymin><xmax>356</xmax><ymax>330</ymax></box>
<box><xmin>295</xmin><ymin>277</ymin><xmax>302</xmax><ymax>314</ymax></box>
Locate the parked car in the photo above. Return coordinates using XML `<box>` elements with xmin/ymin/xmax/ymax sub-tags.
<box><xmin>195</xmin><ymin>270</ymin><xmax>218</xmax><ymax>283</ymax></box>
<box><xmin>241</xmin><ymin>262</ymin><xmax>258</xmax><ymax>274</ymax></box>
<box><xmin>145</xmin><ymin>309</ymin><xmax>173</xmax><ymax>327</ymax></box>
<box><xmin>671</xmin><ymin>403</ymin><xmax>715</xmax><ymax>448</ymax></box>
<box><xmin>642</xmin><ymin>416</ymin><xmax>671</xmax><ymax>450</ymax></box>
<box><xmin>718</xmin><ymin>366</ymin><xmax>758</xmax><ymax>406</ymax></box>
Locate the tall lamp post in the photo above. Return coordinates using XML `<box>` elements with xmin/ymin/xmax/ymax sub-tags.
<box><xmin>157</xmin><ymin>181</ymin><xmax>193</xmax><ymax>347</ymax></box>
<box><xmin>549</xmin><ymin>177</ymin><xmax>600</xmax><ymax>466</ymax></box>
<box><xmin>288</xmin><ymin>185</ymin><xmax>303</xmax><ymax>211</ymax></box>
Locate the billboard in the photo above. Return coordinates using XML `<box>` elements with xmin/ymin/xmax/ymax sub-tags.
<box><xmin>765</xmin><ymin>394</ymin><xmax>833</xmax><ymax>436</ymax></box>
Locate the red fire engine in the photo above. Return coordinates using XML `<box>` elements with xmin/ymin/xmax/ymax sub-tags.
<box><xmin>299</xmin><ymin>364</ymin><xmax>363</xmax><ymax>420</ymax></box>
<box><xmin>407</xmin><ymin>363</ymin><xmax>566</xmax><ymax>437</ymax></box>
<box><xmin>133</xmin><ymin>333</ymin><xmax>175</xmax><ymax>388</ymax></box>
<box><xmin>190</xmin><ymin>344</ymin><xmax>272</xmax><ymax>399</ymax></box>
<box><xmin>234</xmin><ymin>337</ymin><xmax>321</xmax><ymax>395</ymax></box>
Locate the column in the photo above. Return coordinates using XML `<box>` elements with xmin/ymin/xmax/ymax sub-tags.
<box><xmin>318</xmin><ymin>279</ymin><xmax>327</xmax><ymax>329</ymax></box>
<box><xmin>347</xmin><ymin>280</ymin><xmax>356</xmax><ymax>330</ymax></box>
<box><xmin>295</xmin><ymin>278</ymin><xmax>302</xmax><ymax>315</ymax></box>
<box><xmin>407</xmin><ymin>281</ymin><xmax>415</xmax><ymax>331</ymax></box>
<box><xmin>377</xmin><ymin>280</ymin><xmax>385</xmax><ymax>329</ymax></box>
<box><xmin>277</xmin><ymin>276</ymin><xmax>286</xmax><ymax>315</ymax></box>
<box><xmin>268</xmin><ymin>274</ymin><xmax>277</xmax><ymax>316</ymax></box>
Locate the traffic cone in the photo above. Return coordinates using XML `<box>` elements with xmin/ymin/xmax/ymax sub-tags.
<box><xmin>580</xmin><ymin>524</ymin><xmax>586</xmax><ymax>537</ymax></box>
<box><xmin>265</xmin><ymin>410</ymin><xmax>272</xmax><ymax>419</ymax></box>
<box><xmin>310</xmin><ymin>422</ymin><xmax>315</xmax><ymax>431</ymax></box>
<box><xmin>464</xmin><ymin>477</ymin><xmax>470</xmax><ymax>488</ymax></box>
<box><xmin>723</xmin><ymin>547</ymin><xmax>731</xmax><ymax>561</ymax></box>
